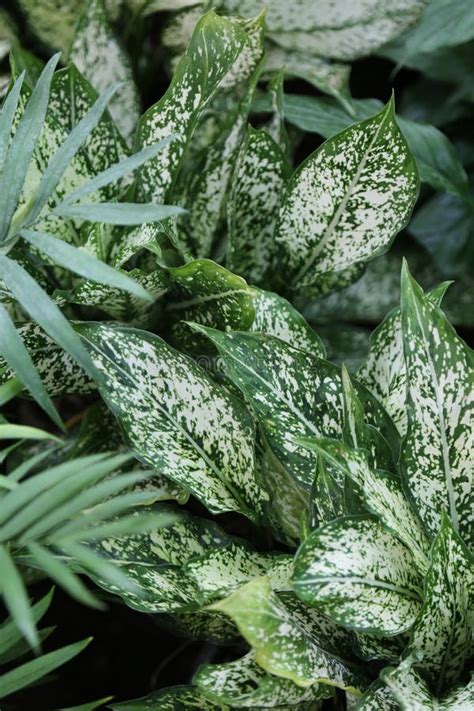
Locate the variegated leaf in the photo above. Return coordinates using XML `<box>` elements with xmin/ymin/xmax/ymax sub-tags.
<box><xmin>49</xmin><ymin>64</ymin><xmax>128</xmax><ymax>197</ymax></box>
<box><xmin>219</xmin><ymin>0</ymin><xmax>427</xmax><ymax>61</ymax></box>
<box><xmin>227</xmin><ymin>126</ymin><xmax>290</xmax><ymax>285</ymax></box>
<box><xmin>251</xmin><ymin>288</ymin><xmax>325</xmax><ymax>356</ymax></box>
<box><xmin>301</xmin><ymin>438</ymin><xmax>430</xmax><ymax>574</ymax></box>
<box><xmin>90</xmin><ymin>508</ymin><xmax>289</xmax><ymax>613</ymax></box>
<box><xmin>178</xmin><ymin>82</ymin><xmax>255</xmax><ymax>259</ymax></box>
<box><xmin>166</xmin><ymin>259</ymin><xmax>254</xmax><ymax>354</ymax></box>
<box><xmin>381</xmin><ymin>658</ymin><xmax>474</xmax><ymax>710</ymax></box>
<box><xmin>191</xmin><ymin>327</ymin><xmax>399</xmax><ymax>490</ymax></box>
<box><xmin>69</xmin><ymin>0</ymin><xmax>140</xmax><ymax>143</ymax></box>
<box><xmin>111</xmin><ymin>685</ymin><xmax>223</xmax><ymax>710</ymax></box>
<box><xmin>160</xmin><ymin>608</ymin><xmax>240</xmax><ymax>645</ymax></box>
<box><xmin>275</xmin><ymin>98</ymin><xmax>419</xmax><ymax>293</ymax></box>
<box><xmin>400</xmin><ymin>262</ymin><xmax>474</xmax><ymax>545</ymax></box>
<box><xmin>77</xmin><ymin>323</ymin><xmax>268</xmax><ymax>518</ymax></box>
<box><xmin>293</xmin><ymin>516</ymin><xmax>423</xmax><ymax>636</ymax></box>
<box><xmin>0</xmin><ymin>322</ymin><xmax>94</xmax><ymax>397</ymax></box>
<box><xmin>135</xmin><ymin>12</ymin><xmax>247</xmax><ymax>205</ymax></box>
<box><xmin>61</xmin><ymin>268</ymin><xmax>168</xmax><ymax>327</ymax></box>
<box><xmin>406</xmin><ymin>514</ymin><xmax>473</xmax><ymax>693</ymax></box>
<box><xmin>194</xmin><ymin>650</ymin><xmax>333</xmax><ymax>707</ymax></box>
<box><xmin>358</xmin><ymin>282</ymin><xmax>449</xmax><ymax>437</ymax></box>
<box><xmin>356</xmin><ymin>681</ymin><xmax>399</xmax><ymax>710</ymax></box>
<box><xmin>263</xmin><ymin>45</ymin><xmax>350</xmax><ymax>105</ymax></box>
<box><xmin>212</xmin><ymin>576</ymin><xmax>363</xmax><ymax>693</ymax></box>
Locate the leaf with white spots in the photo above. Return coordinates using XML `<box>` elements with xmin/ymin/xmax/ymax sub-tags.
<box><xmin>61</xmin><ymin>268</ymin><xmax>168</xmax><ymax>327</ymax></box>
<box><xmin>69</xmin><ymin>0</ymin><xmax>140</xmax><ymax>143</ymax></box>
<box><xmin>381</xmin><ymin>657</ymin><xmax>474</xmax><ymax>710</ymax></box>
<box><xmin>358</xmin><ymin>282</ymin><xmax>450</xmax><ymax>437</ymax></box>
<box><xmin>275</xmin><ymin>98</ymin><xmax>419</xmax><ymax>293</ymax></box>
<box><xmin>400</xmin><ymin>262</ymin><xmax>474</xmax><ymax>545</ymax></box>
<box><xmin>227</xmin><ymin>126</ymin><xmax>291</xmax><ymax>286</ymax></box>
<box><xmin>191</xmin><ymin>326</ymin><xmax>399</xmax><ymax>491</ymax></box>
<box><xmin>251</xmin><ymin>288</ymin><xmax>326</xmax><ymax>356</ymax></box>
<box><xmin>263</xmin><ymin>45</ymin><xmax>351</xmax><ymax>105</ymax></box>
<box><xmin>77</xmin><ymin>323</ymin><xmax>268</xmax><ymax>519</ymax></box>
<box><xmin>219</xmin><ymin>0</ymin><xmax>428</xmax><ymax>61</ymax></box>
<box><xmin>356</xmin><ymin>681</ymin><xmax>399</xmax><ymax>710</ymax></box>
<box><xmin>166</xmin><ymin>259</ymin><xmax>255</xmax><ymax>354</ymax></box>
<box><xmin>293</xmin><ymin>516</ymin><xmax>423</xmax><ymax>636</ymax></box>
<box><xmin>0</xmin><ymin>322</ymin><xmax>94</xmax><ymax>397</ymax></box>
<box><xmin>178</xmin><ymin>84</ymin><xmax>254</xmax><ymax>259</ymax></box>
<box><xmin>405</xmin><ymin>514</ymin><xmax>473</xmax><ymax>693</ymax></box>
<box><xmin>135</xmin><ymin>11</ymin><xmax>247</xmax><ymax>205</ymax></box>
<box><xmin>212</xmin><ymin>576</ymin><xmax>363</xmax><ymax>693</ymax></box>
<box><xmin>90</xmin><ymin>507</ymin><xmax>289</xmax><ymax>613</ymax></box>
<box><xmin>48</xmin><ymin>64</ymin><xmax>128</xmax><ymax>197</ymax></box>
<box><xmin>300</xmin><ymin>438</ymin><xmax>430</xmax><ymax>575</ymax></box>
<box><xmin>111</xmin><ymin>685</ymin><xmax>222</xmax><ymax>710</ymax></box>
<box><xmin>194</xmin><ymin>650</ymin><xmax>333</xmax><ymax>707</ymax></box>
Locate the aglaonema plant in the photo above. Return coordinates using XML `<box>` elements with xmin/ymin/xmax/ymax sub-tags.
<box><xmin>0</xmin><ymin>2</ymin><xmax>473</xmax><ymax>709</ymax></box>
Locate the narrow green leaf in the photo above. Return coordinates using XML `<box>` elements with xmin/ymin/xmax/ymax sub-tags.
<box><xmin>0</xmin><ymin>256</ymin><xmax>96</xmax><ymax>379</ymax></box>
<box><xmin>23</xmin><ymin>82</ymin><xmax>120</xmax><ymax>227</ymax></box>
<box><xmin>0</xmin><ymin>424</ymin><xmax>61</xmax><ymax>442</ymax></box>
<box><xmin>21</xmin><ymin>230</ymin><xmax>152</xmax><ymax>302</ymax></box>
<box><xmin>0</xmin><ymin>53</ymin><xmax>60</xmax><ymax>241</ymax></box>
<box><xmin>62</xmin><ymin>135</ymin><xmax>177</xmax><ymax>204</ymax></box>
<box><xmin>0</xmin><ymin>546</ymin><xmax>38</xmax><ymax>649</ymax></box>
<box><xmin>27</xmin><ymin>542</ymin><xmax>104</xmax><ymax>609</ymax></box>
<box><xmin>0</xmin><ymin>71</ymin><xmax>25</xmax><ymax>170</ymax></box>
<box><xmin>0</xmin><ymin>637</ymin><xmax>91</xmax><ymax>699</ymax></box>
<box><xmin>0</xmin><ymin>588</ymin><xmax>53</xmax><ymax>656</ymax></box>
<box><xmin>53</xmin><ymin>202</ymin><xmax>186</xmax><ymax>225</ymax></box>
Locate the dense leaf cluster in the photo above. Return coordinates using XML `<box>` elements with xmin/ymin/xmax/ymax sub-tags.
<box><xmin>0</xmin><ymin>1</ymin><xmax>472</xmax><ymax>709</ymax></box>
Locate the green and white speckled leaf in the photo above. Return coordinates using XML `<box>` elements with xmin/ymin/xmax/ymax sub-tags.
<box><xmin>111</xmin><ymin>685</ymin><xmax>223</xmax><ymax>710</ymax></box>
<box><xmin>341</xmin><ymin>365</ymin><xmax>395</xmax><ymax>472</ymax></box>
<box><xmin>276</xmin><ymin>98</ymin><xmax>419</xmax><ymax>292</ymax></box>
<box><xmin>77</xmin><ymin>323</ymin><xmax>268</xmax><ymax>519</ymax></box>
<box><xmin>160</xmin><ymin>608</ymin><xmax>240</xmax><ymax>646</ymax></box>
<box><xmin>356</xmin><ymin>681</ymin><xmax>399</xmax><ymax>710</ymax></box>
<box><xmin>357</xmin><ymin>282</ymin><xmax>449</xmax><ymax>437</ymax></box>
<box><xmin>135</xmin><ymin>12</ymin><xmax>247</xmax><ymax>205</ymax></box>
<box><xmin>90</xmin><ymin>508</ymin><xmax>289</xmax><ymax>613</ymax></box>
<box><xmin>381</xmin><ymin>658</ymin><xmax>474</xmax><ymax>710</ymax></box>
<box><xmin>301</xmin><ymin>439</ymin><xmax>430</xmax><ymax>574</ymax></box>
<box><xmin>166</xmin><ymin>260</ymin><xmax>254</xmax><ymax>354</ymax></box>
<box><xmin>49</xmin><ymin>64</ymin><xmax>128</xmax><ymax>197</ymax></box>
<box><xmin>194</xmin><ymin>650</ymin><xmax>333</xmax><ymax>707</ymax></box>
<box><xmin>227</xmin><ymin>126</ymin><xmax>290</xmax><ymax>285</ymax></box>
<box><xmin>213</xmin><ymin>577</ymin><xmax>362</xmax><ymax>693</ymax></box>
<box><xmin>400</xmin><ymin>263</ymin><xmax>474</xmax><ymax>546</ymax></box>
<box><xmin>263</xmin><ymin>45</ymin><xmax>350</xmax><ymax>105</ymax></box>
<box><xmin>69</xmin><ymin>0</ymin><xmax>140</xmax><ymax>143</ymax></box>
<box><xmin>219</xmin><ymin>0</ymin><xmax>427</xmax><ymax>61</ymax></box>
<box><xmin>293</xmin><ymin>516</ymin><xmax>423</xmax><ymax>636</ymax></box>
<box><xmin>61</xmin><ymin>268</ymin><xmax>168</xmax><ymax>327</ymax></box>
<box><xmin>406</xmin><ymin>515</ymin><xmax>473</xmax><ymax>693</ymax></box>
<box><xmin>251</xmin><ymin>288</ymin><xmax>325</xmax><ymax>356</ymax></box>
<box><xmin>0</xmin><ymin>322</ymin><xmax>94</xmax><ymax>397</ymax></box>
<box><xmin>192</xmin><ymin>327</ymin><xmax>399</xmax><ymax>490</ymax></box>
